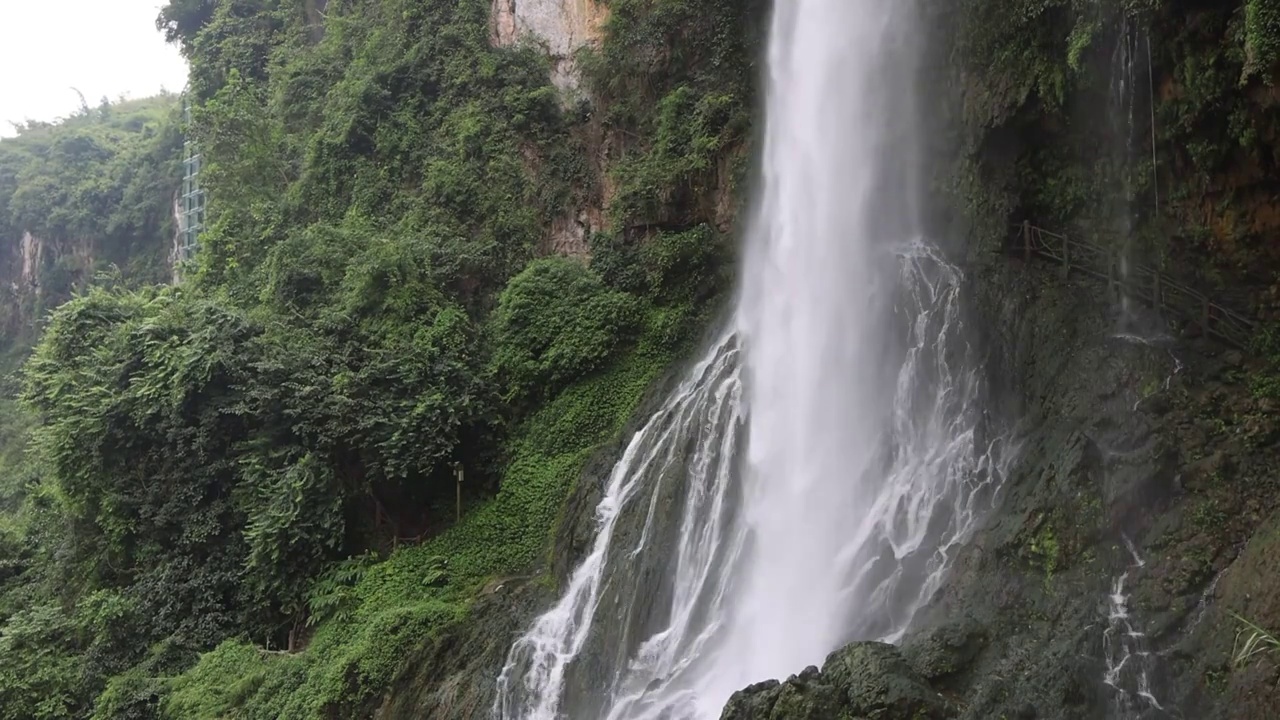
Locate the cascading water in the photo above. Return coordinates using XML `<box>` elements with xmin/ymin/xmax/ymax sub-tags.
<box><xmin>1107</xmin><ymin>16</ymin><xmax>1141</xmax><ymax>325</ymax></box>
<box><xmin>494</xmin><ymin>333</ymin><xmax>746</xmax><ymax>720</ymax></box>
<box><xmin>495</xmin><ymin>2</ymin><xmax>1014</xmax><ymax>718</ymax></box>
<box><xmin>1104</xmin><ymin>15</ymin><xmax>1160</xmax><ymax>335</ymax></box>
<box><xmin>1102</xmin><ymin>536</ymin><xmax>1172</xmax><ymax>719</ymax></box>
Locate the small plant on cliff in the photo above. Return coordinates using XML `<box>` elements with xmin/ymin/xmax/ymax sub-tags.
<box><xmin>1231</xmin><ymin>612</ymin><xmax>1280</xmax><ymax>670</ymax></box>
<box><xmin>1066</xmin><ymin>17</ymin><xmax>1099</xmax><ymax>74</ymax></box>
<box><xmin>1024</xmin><ymin>519</ymin><xmax>1061</xmax><ymax>584</ymax></box>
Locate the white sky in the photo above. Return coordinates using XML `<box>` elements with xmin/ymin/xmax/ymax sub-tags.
<box><xmin>0</xmin><ymin>0</ymin><xmax>190</xmax><ymax>137</ymax></box>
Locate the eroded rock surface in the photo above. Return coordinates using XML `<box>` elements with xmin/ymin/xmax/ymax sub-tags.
<box><xmin>715</xmin><ymin>246</ymin><xmax>1280</xmax><ymax>720</ymax></box>
<box><xmin>490</xmin><ymin>0</ymin><xmax>608</xmax><ymax>91</ymax></box>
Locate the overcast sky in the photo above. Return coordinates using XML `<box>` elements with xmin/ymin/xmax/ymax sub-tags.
<box><xmin>0</xmin><ymin>0</ymin><xmax>189</xmax><ymax>137</ymax></box>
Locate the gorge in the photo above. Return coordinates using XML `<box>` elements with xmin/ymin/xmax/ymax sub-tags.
<box><xmin>0</xmin><ymin>1</ymin><xmax>1279</xmax><ymax>720</ymax></box>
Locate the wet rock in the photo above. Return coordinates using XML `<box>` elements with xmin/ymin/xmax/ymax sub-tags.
<box><xmin>1209</xmin><ymin>508</ymin><xmax>1280</xmax><ymax>719</ymax></box>
<box><xmin>902</xmin><ymin>619</ymin><xmax>988</xmax><ymax>683</ymax></box>
<box><xmin>719</xmin><ymin>642</ymin><xmax>953</xmax><ymax>720</ymax></box>
<box><xmin>1138</xmin><ymin>391</ymin><xmax>1173</xmax><ymax>415</ymax></box>
<box><xmin>891</xmin><ymin>251</ymin><xmax>1267</xmax><ymax>720</ymax></box>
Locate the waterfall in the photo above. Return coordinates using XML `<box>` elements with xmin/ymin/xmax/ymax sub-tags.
<box><xmin>495</xmin><ymin>2</ymin><xmax>1013</xmax><ymax>718</ymax></box>
<box><xmin>1105</xmin><ymin>15</ymin><xmax>1160</xmax><ymax>335</ymax></box>
<box><xmin>1109</xmin><ymin>15</ymin><xmax>1139</xmax><ymax>323</ymax></box>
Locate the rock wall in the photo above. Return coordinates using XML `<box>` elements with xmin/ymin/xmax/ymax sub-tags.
<box><xmin>966</xmin><ymin>249</ymin><xmax>1276</xmax><ymax>719</ymax></box>
<box><xmin>491</xmin><ymin>0</ymin><xmax>612</xmax><ymax>259</ymax></box>
<box><xmin>719</xmin><ymin>643</ymin><xmax>953</xmax><ymax>720</ymax></box>
<box><xmin>716</xmin><ymin>2</ymin><xmax>1280</xmax><ymax>713</ymax></box>
<box><xmin>912</xmin><ymin>3</ymin><xmax>1280</xmax><ymax>711</ymax></box>
<box><xmin>170</xmin><ymin>192</ymin><xmax>185</xmax><ymax>284</ymax></box>
<box><xmin>19</xmin><ymin>232</ymin><xmax>43</xmax><ymax>292</ymax></box>
<box><xmin>489</xmin><ymin>0</ymin><xmax>609</xmax><ymax>93</ymax></box>
<box><xmin>717</xmin><ymin>237</ymin><xmax>1280</xmax><ymax>720</ymax></box>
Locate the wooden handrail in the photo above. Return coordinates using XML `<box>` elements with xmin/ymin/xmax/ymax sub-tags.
<box><xmin>1010</xmin><ymin>221</ymin><xmax>1257</xmax><ymax>349</ymax></box>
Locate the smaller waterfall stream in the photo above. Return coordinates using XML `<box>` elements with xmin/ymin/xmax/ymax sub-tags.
<box><xmin>1102</xmin><ymin>537</ymin><xmax>1171</xmax><ymax>719</ymax></box>
<box><xmin>1107</xmin><ymin>17</ymin><xmax>1142</xmax><ymax>327</ymax></box>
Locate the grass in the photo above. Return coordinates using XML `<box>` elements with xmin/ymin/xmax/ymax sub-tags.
<box><xmin>1231</xmin><ymin>612</ymin><xmax>1280</xmax><ymax>670</ymax></box>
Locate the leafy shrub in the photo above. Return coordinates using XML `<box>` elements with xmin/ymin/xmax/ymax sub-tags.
<box><xmin>490</xmin><ymin>258</ymin><xmax>641</xmax><ymax>402</ymax></box>
<box><xmin>640</xmin><ymin>224</ymin><xmax>730</xmax><ymax>307</ymax></box>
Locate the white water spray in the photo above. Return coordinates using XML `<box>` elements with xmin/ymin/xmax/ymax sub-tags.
<box><xmin>1103</xmin><ymin>536</ymin><xmax>1169</xmax><ymax>718</ymax></box>
<box><xmin>494</xmin><ymin>335</ymin><xmax>744</xmax><ymax>720</ymax></box>
<box><xmin>495</xmin><ymin>2</ymin><xmax>1014</xmax><ymax>718</ymax></box>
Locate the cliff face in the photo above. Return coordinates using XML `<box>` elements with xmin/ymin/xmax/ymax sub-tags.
<box><xmin>0</xmin><ymin>229</ymin><xmax>92</xmax><ymax>348</ymax></box>
<box><xmin>491</xmin><ymin>0</ymin><xmax>609</xmax><ymax>260</ymax></box>
<box><xmin>942</xmin><ymin>0</ymin><xmax>1280</xmax><ymax>314</ymax></box>
<box><xmin>938</xmin><ymin>10</ymin><xmax>1280</xmax><ymax>709</ymax></box>
<box><xmin>914</xmin><ymin>252</ymin><xmax>1279</xmax><ymax>718</ymax></box>
<box><xmin>490</xmin><ymin>0</ymin><xmax>609</xmax><ymax>92</ymax></box>
<box><xmin>722</xmin><ymin>234</ymin><xmax>1280</xmax><ymax>720</ymax></box>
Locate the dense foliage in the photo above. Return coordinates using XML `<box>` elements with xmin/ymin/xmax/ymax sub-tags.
<box><xmin>0</xmin><ymin>97</ymin><xmax>185</xmax><ymax>719</ymax></box>
<box><xmin>0</xmin><ymin>96</ymin><xmax>182</xmax><ymax>347</ymax></box>
<box><xmin>489</xmin><ymin>257</ymin><xmax>641</xmax><ymax>404</ymax></box>
<box><xmin>0</xmin><ymin>0</ymin><xmax>757</xmax><ymax>717</ymax></box>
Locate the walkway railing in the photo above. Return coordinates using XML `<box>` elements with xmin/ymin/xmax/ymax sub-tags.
<box><xmin>1011</xmin><ymin>221</ymin><xmax>1257</xmax><ymax>349</ymax></box>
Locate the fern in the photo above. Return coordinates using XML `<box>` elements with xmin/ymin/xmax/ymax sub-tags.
<box><xmin>305</xmin><ymin>553</ymin><xmax>376</xmax><ymax>627</ymax></box>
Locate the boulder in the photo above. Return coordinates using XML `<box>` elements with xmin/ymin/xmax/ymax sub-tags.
<box><xmin>720</xmin><ymin>642</ymin><xmax>953</xmax><ymax>720</ymax></box>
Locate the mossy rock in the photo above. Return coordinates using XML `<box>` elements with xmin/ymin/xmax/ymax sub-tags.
<box><xmin>719</xmin><ymin>642</ymin><xmax>953</xmax><ymax>720</ymax></box>
<box><xmin>902</xmin><ymin>620</ymin><xmax>989</xmax><ymax>684</ymax></box>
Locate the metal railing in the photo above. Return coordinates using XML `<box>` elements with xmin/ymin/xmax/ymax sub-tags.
<box><xmin>179</xmin><ymin>96</ymin><xmax>204</xmax><ymax>265</ymax></box>
<box><xmin>1012</xmin><ymin>221</ymin><xmax>1257</xmax><ymax>349</ymax></box>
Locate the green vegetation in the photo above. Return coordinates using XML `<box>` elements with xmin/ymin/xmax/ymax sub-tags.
<box><xmin>163</xmin><ymin>330</ymin><xmax>672</xmax><ymax>718</ymax></box>
<box><xmin>490</xmin><ymin>257</ymin><xmax>641</xmax><ymax>405</ymax></box>
<box><xmin>0</xmin><ymin>96</ymin><xmax>182</xmax><ymax>347</ymax></box>
<box><xmin>1231</xmin><ymin>612</ymin><xmax>1280</xmax><ymax>669</ymax></box>
<box><xmin>947</xmin><ymin>0</ymin><xmax>1280</xmax><ymax>302</ymax></box>
<box><xmin>578</xmin><ymin>0</ymin><xmax>764</xmax><ymax>226</ymax></box>
<box><xmin>1244</xmin><ymin>0</ymin><xmax>1280</xmax><ymax>82</ymax></box>
<box><xmin>0</xmin><ymin>0</ymin><xmax>756</xmax><ymax>717</ymax></box>
<box><xmin>0</xmin><ymin>96</ymin><xmax>185</xmax><ymax>720</ymax></box>
<box><xmin>1028</xmin><ymin>522</ymin><xmax>1062</xmax><ymax>582</ymax></box>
